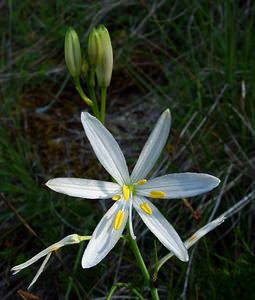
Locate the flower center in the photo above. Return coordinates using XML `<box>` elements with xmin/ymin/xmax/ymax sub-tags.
<box><xmin>112</xmin><ymin>179</ymin><xmax>155</xmax><ymax>230</ymax></box>
<box><xmin>112</xmin><ymin>179</ymin><xmax>148</xmax><ymax>202</ymax></box>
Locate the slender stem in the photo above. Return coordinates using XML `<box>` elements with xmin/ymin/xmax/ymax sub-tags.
<box><xmin>74</xmin><ymin>77</ymin><xmax>93</xmax><ymax>108</ymax></box>
<box><xmin>151</xmin><ymin>286</ymin><xmax>160</xmax><ymax>299</ymax></box>
<box><xmin>127</xmin><ymin>224</ymin><xmax>160</xmax><ymax>300</ymax></box>
<box><xmin>89</xmin><ymin>87</ymin><xmax>100</xmax><ymax>118</ymax></box>
<box><xmin>88</xmin><ymin>69</ymin><xmax>100</xmax><ymax>118</ymax></box>
<box><xmin>100</xmin><ymin>86</ymin><xmax>107</xmax><ymax>124</ymax></box>
<box><xmin>128</xmin><ymin>235</ymin><xmax>150</xmax><ymax>283</ymax></box>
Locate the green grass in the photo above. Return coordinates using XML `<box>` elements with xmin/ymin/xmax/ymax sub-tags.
<box><xmin>1</xmin><ymin>1</ymin><xmax>254</xmax><ymax>299</ymax></box>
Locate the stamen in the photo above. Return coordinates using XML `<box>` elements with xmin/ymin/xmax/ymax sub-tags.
<box><xmin>123</xmin><ymin>185</ymin><xmax>130</xmax><ymax>200</ymax></box>
<box><xmin>112</xmin><ymin>194</ymin><xmax>121</xmax><ymax>201</ymax></box>
<box><xmin>114</xmin><ymin>210</ymin><xmax>125</xmax><ymax>230</ymax></box>
<box><xmin>150</xmin><ymin>190</ymin><xmax>166</xmax><ymax>199</ymax></box>
<box><xmin>140</xmin><ymin>202</ymin><xmax>153</xmax><ymax>215</ymax></box>
<box><xmin>136</xmin><ymin>179</ymin><xmax>147</xmax><ymax>185</ymax></box>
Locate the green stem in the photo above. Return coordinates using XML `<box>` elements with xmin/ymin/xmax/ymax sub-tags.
<box><xmin>88</xmin><ymin>69</ymin><xmax>100</xmax><ymax>118</ymax></box>
<box><xmin>151</xmin><ymin>287</ymin><xmax>160</xmax><ymax>300</ymax></box>
<box><xmin>128</xmin><ymin>224</ymin><xmax>160</xmax><ymax>300</ymax></box>
<box><xmin>100</xmin><ymin>86</ymin><xmax>107</xmax><ymax>124</ymax></box>
<box><xmin>89</xmin><ymin>88</ymin><xmax>100</xmax><ymax>118</ymax></box>
<box><xmin>74</xmin><ymin>77</ymin><xmax>93</xmax><ymax>108</ymax></box>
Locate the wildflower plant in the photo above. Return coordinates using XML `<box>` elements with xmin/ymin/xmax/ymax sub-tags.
<box><xmin>11</xmin><ymin>24</ymin><xmax>250</xmax><ymax>299</ymax></box>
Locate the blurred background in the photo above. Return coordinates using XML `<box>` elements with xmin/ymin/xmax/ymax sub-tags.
<box><xmin>1</xmin><ymin>1</ymin><xmax>254</xmax><ymax>299</ymax></box>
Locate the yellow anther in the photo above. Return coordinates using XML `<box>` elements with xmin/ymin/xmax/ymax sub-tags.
<box><xmin>112</xmin><ymin>194</ymin><xmax>121</xmax><ymax>201</ymax></box>
<box><xmin>122</xmin><ymin>185</ymin><xmax>131</xmax><ymax>200</ymax></box>
<box><xmin>114</xmin><ymin>210</ymin><xmax>125</xmax><ymax>230</ymax></box>
<box><xmin>136</xmin><ymin>179</ymin><xmax>147</xmax><ymax>185</ymax></box>
<box><xmin>140</xmin><ymin>202</ymin><xmax>153</xmax><ymax>215</ymax></box>
<box><xmin>150</xmin><ymin>190</ymin><xmax>166</xmax><ymax>199</ymax></box>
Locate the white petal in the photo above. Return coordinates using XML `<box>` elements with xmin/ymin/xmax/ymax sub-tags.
<box><xmin>46</xmin><ymin>178</ymin><xmax>120</xmax><ymax>199</ymax></box>
<box><xmin>28</xmin><ymin>252</ymin><xmax>52</xmax><ymax>290</ymax></box>
<box><xmin>137</xmin><ymin>173</ymin><xmax>220</xmax><ymax>199</ymax></box>
<box><xmin>82</xmin><ymin>200</ymin><xmax>128</xmax><ymax>268</ymax></box>
<box><xmin>133</xmin><ymin>196</ymin><xmax>188</xmax><ymax>262</ymax></box>
<box><xmin>131</xmin><ymin>109</ymin><xmax>171</xmax><ymax>182</ymax></box>
<box><xmin>81</xmin><ymin>112</ymin><xmax>129</xmax><ymax>185</ymax></box>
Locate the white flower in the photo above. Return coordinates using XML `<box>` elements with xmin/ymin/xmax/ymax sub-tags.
<box><xmin>46</xmin><ymin>109</ymin><xmax>220</xmax><ymax>268</ymax></box>
<box><xmin>11</xmin><ymin>234</ymin><xmax>87</xmax><ymax>289</ymax></box>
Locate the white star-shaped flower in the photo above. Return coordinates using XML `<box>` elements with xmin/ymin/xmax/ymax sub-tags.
<box><xmin>46</xmin><ymin>109</ymin><xmax>220</xmax><ymax>268</ymax></box>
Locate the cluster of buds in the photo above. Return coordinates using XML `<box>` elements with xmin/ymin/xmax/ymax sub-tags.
<box><xmin>64</xmin><ymin>25</ymin><xmax>113</xmax><ymax>104</ymax></box>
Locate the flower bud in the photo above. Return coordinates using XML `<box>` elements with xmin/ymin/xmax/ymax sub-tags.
<box><xmin>95</xmin><ymin>25</ymin><xmax>113</xmax><ymax>87</ymax></box>
<box><xmin>65</xmin><ymin>28</ymin><xmax>82</xmax><ymax>78</ymax></box>
<box><xmin>88</xmin><ymin>28</ymin><xmax>103</xmax><ymax>67</ymax></box>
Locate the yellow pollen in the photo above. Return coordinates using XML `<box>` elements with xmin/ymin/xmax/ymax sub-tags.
<box><xmin>150</xmin><ymin>190</ymin><xmax>166</xmax><ymax>199</ymax></box>
<box><xmin>114</xmin><ymin>210</ymin><xmax>125</xmax><ymax>230</ymax></box>
<box><xmin>140</xmin><ymin>202</ymin><xmax>153</xmax><ymax>215</ymax></box>
<box><xmin>136</xmin><ymin>179</ymin><xmax>147</xmax><ymax>185</ymax></box>
<box><xmin>112</xmin><ymin>194</ymin><xmax>121</xmax><ymax>201</ymax></box>
<box><xmin>122</xmin><ymin>185</ymin><xmax>131</xmax><ymax>200</ymax></box>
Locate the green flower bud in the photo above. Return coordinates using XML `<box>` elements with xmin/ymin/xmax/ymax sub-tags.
<box><xmin>88</xmin><ymin>28</ymin><xmax>103</xmax><ymax>67</ymax></box>
<box><xmin>95</xmin><ymin>25</ymin><xmax>113</xmax><ymax>88</ymax></box>
<box><xmin>65</xmin><ymin>28</ymin><xmax>82</xmax><ymax>78</ymax></box>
